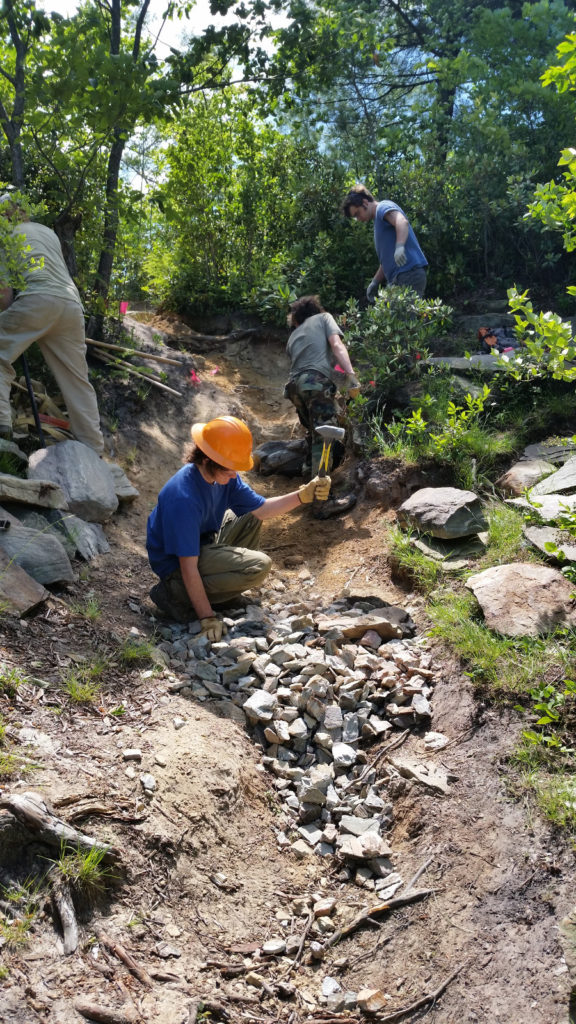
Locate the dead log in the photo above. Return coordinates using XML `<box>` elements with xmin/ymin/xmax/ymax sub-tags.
<box><xmin>73</xmin><ymin>999</ymin><xmax>138</xmax><ymax>1024</ymax></box>
<box><xmin>0</xmin><ymin>792</ymin><xmax>121</xmax><ymax>865</ymax></box>
<box><xmin>86</xmin><ymin>337</ymin><xmax>184</xmax><ymax>366</ymax></box>
<box><xmin>89</xmin><ymin>350</ymin><xmax>182</xmax><ymax>397</ymax></box>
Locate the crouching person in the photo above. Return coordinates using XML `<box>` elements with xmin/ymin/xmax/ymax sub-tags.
<box><xmin>146</xmin><ymin>416</ymin><xmax>330</xmax><ymax>638</ymax></box>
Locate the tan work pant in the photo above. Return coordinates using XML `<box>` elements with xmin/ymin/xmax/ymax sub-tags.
<box><xmin>0</xmin><ymin>293</ymin><xmax>104</xmax><ymax>454</ymax></box>
<box><xmin>150</xmin><ymin>511</ymin><xmax>272</xmax><ymax>621</ymax></box>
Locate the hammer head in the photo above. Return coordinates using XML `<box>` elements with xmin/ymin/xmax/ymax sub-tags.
<box><xmin>315</xmin><ymin>423</ymin><xmax>345</xmax><ymax>442</ymax></box>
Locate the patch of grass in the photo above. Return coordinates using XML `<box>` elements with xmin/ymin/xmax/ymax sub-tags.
<box><xmin>480</xmin><ymin>501</ymin><xmax>529</xmax><ymax>567</ymax></box>
<box><xmin>387</xmin><ymin>525</ymin><xmax>445</xmax><ymax>594</ymax></box>
<box><xmin>0</xmin><ymin>880</ymin><xmax>40</xmax><ymax>948</ymax></box>
<box><xmin>117</xmin><ymin>636</ymin><xmax>155</xmax><ymax>666</ymax></box>
<box><xmin>60</xmin><ymin>656</ymin><xmax>108</xmax><ymax>703</ymax></box>
<box><xmin>123</xmin><ymin>446</ymin><xmax>138</xmax><ymax>468</ymax></box>
<box><xmin>0</xmin><ymin>663</ymin><xmax>27</xmax><ymax>696</ymax></box>
<box><xmin>53</xmin><ymin>844</ymin><xmax>118</xmax><ymax>904</ymax></box>
<box><xmin>0</xmin><ymin>965</ymin><xmax>9</xmax><ymax>979</ymax></box>
<box><xmin>428</xmin><ymin>590</ymin><xmax>575</xmax><ymax>696</ymax></box>
<box><xmin>68</xmin><ymin>592</ymin><xmax>102</xmax><ymax>622</ymax></box>
<box><xmin>512</xmin><ymin>768</ymin><xmax>576</xmax><ymax>832</ymax></box>
<box><xmin>0</xmin><ymin>452</ymin><xmax>25</xmax><ymax>477</ymax></box>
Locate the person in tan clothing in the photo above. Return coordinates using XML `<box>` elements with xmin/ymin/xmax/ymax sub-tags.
<box><xmin>0</xmin><ymin>193</ymin><xmax>104</xmax><ymax>453</ymax></box>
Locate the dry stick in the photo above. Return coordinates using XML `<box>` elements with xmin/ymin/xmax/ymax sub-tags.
<box><xmin>340</xmin><ymin>730</ymin><xmax>408</xmax><ymax>793</ymax></box>
<box><xmin>280</xmin><ymin>910</ymin><xmax>314</xmax><ymax>978</ymax></box>
<box><xmin>48</xmin><ymin>870</ymin><xmax>78</xmax><ymax>955</ymax></box>
<box><xmin>403</xmin><ymin>855</ymin><xmax>434</xmax><ymax>894</ymax></box>
<box><xmin>372</xmin><ymin>961</ymin><xmax>467</xmax><ymax>1023</ymax></box>
<box><xmin>86</xmin><ymin>337</ymin><xmax>184</xmax><ymax>366</ymax></box>
<box><xmin>90</xmin><ymin>350</ymin><xmax>182</xmax><ymax>397</ymax></box>
<box><xmin>95</xmin><ymin>928</ymin><xmax>153</xmax><ymax>988</ymax></box>
<box><xmin>74</xmin><ymin>1000</ymin><xmax>138</xmax><ymax>1024</ymax></box>
<box><xmin>322</xmin><ymin>889</ymin><xmax>433</xmax><ymax>952</ymax></box>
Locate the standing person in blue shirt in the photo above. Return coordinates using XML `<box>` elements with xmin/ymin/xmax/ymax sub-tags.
<box><xmin>146</xmin><ymin>415</ymin><xmax>330</xmax><ymax>637</ymax></box>
<box><xmin>342</xmin><ymin>184</ymin><xmax>428</xmax><ymax>300</ymax></box>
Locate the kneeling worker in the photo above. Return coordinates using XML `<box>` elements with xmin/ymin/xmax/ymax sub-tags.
<box><xmin>146</xmin><ymin>415</ymin><xmax>330</xmax><ymax>639</ymax></box>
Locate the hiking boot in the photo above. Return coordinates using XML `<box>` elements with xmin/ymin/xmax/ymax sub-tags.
<box><xmin>149</xmin><ymin>581</ymin><xmax>193</xmax><ymax>623</ymax></box>
<box><xmin>312</xmin><ymin>492</ymin><xmax>358</xmax><ymax>520</ymax></box>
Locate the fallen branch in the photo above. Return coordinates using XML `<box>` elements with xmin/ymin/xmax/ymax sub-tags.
<box><xmin>86</xmin><ymin>337</ymin><xmax>184</xmax><ymax>366</ymax></box>
<box><xmin>322</xmin><ymin>889</ymin><xmax>433</xmax><ymax>951</ymax></box>
<box><xmin>73</xmin><ymin>999</ymin><xmax>138</xmax><ymax>1024</ymax></box>
<box><xmin>0</xmin><ymin>792</ymin><xmax>121</xmax><ymax>864</ymax></box>
<box><xmin>373</xmin><ymin>962</ymin><xmax>467</xmax><ymax>1022</ymax></box>
<box><xmin>90</xmin><ymin>350</ymin><xmax>182</xmax><ymax>397</ymax></box>
<box><xmin>404</xmin><ymin>856</ymin><xmax>434</xmax><ymax>894</ymax></box>
<box><xmin>95</xmin><ymin>928</ymin><xmax>153</xmax><ymax>988</ymax></box>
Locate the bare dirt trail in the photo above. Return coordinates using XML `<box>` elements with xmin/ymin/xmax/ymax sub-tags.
<box><xmin>0</xmin><ymin>315</ymin><xmax>574</xmax><ymax>1024</ymax></box>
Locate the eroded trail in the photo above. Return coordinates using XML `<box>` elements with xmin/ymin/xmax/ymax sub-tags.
<box><xmin>0</xmin><ymin>316</ymin><xmax>573</xmax><ymax>1024</ymax></box>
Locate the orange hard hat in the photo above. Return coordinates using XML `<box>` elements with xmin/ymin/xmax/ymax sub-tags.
<box><xmin>191</xmin><ymin>416</ymin><xmax>254</xmax><ymax>471</ymax></box>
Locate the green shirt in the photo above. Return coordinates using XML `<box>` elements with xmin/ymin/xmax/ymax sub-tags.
<box><xmin>286</xmin><ymin>312</ymin><xmax>343</xmax><ymax>382</ymax></box>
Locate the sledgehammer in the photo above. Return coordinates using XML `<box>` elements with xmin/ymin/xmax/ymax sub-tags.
<box><xmin>315</xmin><ymin>423</ymin><xmax>345</xmax><ymax>495</ymax></box>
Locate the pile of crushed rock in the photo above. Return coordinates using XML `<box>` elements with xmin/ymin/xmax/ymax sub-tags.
<box><xmin>153</xmin><ymin>590</ymin><xmax>447</xmax><ymax>897</ymax></box>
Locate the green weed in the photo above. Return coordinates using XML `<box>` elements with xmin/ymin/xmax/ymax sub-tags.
<box><xmin>387</xmin><ymin>525</ymin><xmax>444</xmax><ymax>594</ymax></box>
<box><xmin>0</xmin><ymin>880</ymin><xmax>40</xmax><ymax>948</ymax></box>
<box><xmin>117</xmin><ymin>636</ymin><xmax>155</xmax><ymax>666</ymax></box>
<box><xmin>53</xmin><ymin>844</ymin><xmax>117</xmax><ymax>904</ymax></box>
<box><xmin>69</xmin><ymin>593</ymin><xmax>102</xmax><ymax>622</ymax></box>
<box><xmin>480</xmin><ymin>501</ymin><xmax>529</xmax><ymax>567</ymax></box>
<box><xmin>0</xmin><ymin>664</ymin><xmax>26</xmax><ymax>696</ymax></box>
<box><xmin>60</xmin><ymin>656</ymin><xmax>108</xmax><ymax>703</ymax></box>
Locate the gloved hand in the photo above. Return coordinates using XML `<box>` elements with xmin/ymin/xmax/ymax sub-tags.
<box><xmin>299</xmin><ymin>475</ymin><xmax>331</xmax><ymax>504</ymax></box>
<box><xmin>200</xmin><ymin>615</ymin><xmax>224</xmax><ymax>643</ymax></box>
<box><xmin>366</xmin><ymin>278</ymin><xmax>379</xmax><ymax>303</ymax></box>
<box><xmin>394</xmin><ymin>244</ymin><xmax>407</xmax><ymax>267</ymax></box>
<box><xmin>345</xmin><ymin>374</ymin><xmax>361</xmax><ymax>399</ymax></box>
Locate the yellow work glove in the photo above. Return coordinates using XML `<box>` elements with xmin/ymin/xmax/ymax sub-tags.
<box><xmin>200</xmin><ymin>615</ymin><xmax>224</xmax><ymax>643</ymax></box>
<box><xmin>345</xmin><ymin>374</ymin><xmax>361</xmax><ymax>399</ymax></box>
<box><xmin>299</xmin><ymin>475</ymin><xmax>331</xmax><ymax>504</ymax></box>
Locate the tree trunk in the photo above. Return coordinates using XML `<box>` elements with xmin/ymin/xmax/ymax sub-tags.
<box><xmin>54</xmin><ymin>210</ymin><xmax>82</xmax><ymax>277</ymax></box>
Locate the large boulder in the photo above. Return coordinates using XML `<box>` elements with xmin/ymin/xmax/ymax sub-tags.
<box><xmin>0</xmin><ymin>507</ymin><xmax>74</xmax><ymax>584</ymax></box>
<box><xmin>0</xmin><ymin>550</ymin><xmax>49</xmax><ymax>616</ymax></box>
<box><xmin>398</xmin><ymin>487</ymin><xmax>487</xmax><ymax>539</ymax></box>
<box><xmin>466</xmin><ymin>562</ymin><xmax>576</xmax><ymax>636</ymax></box>
<box><xmin>496</xmin><ymin>459</ymin><xmax>555</xmax><ymax>496</ymax></box>
<box><xmin>27</xmin><ymin>441</ymin><xmax>118</xmax><ymax>523</ymax></box>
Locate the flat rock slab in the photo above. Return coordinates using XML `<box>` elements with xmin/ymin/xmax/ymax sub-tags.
<box><xmin>523</xmin><ymin>439</ymin><xmax>576</xmax><ymax>465</ymax></box>
<box><xmin>398</xmin><ymin>486</ymin><xmax>487</xmax><ymax>539</ymax></box>
<box><xmin>316</xmin><ymin>606</ymin><xmax>415</xmax><ymax>640</ymax></box>
<box><xmin>0</xmin><ymin>473</ymin><xmax>67</xmax><ymax>510</ymax></box>
<box><xmin>388</xmin><ymin>754</ymin><xmax>453</xmax><ymax>794</ymax></box>
<box><xmin>412</xmin><ymin>532</ymin><xmax>487</xmax><ymax>570</ymax></box>
<box><xmin>508</xmin><ymin>494</ymin><xmax>576</xmax><ymax>523</ymax></box>
<box><xmin>524</xmin><ymin>526</ymin><xmax>576</xmax><ymax>564</ymax></box>
<box><xmin>466</xmin><ymin>562</ymin><xmax>576</xmax><ymax>636</ymax></box>
<box><xmin>105</xmin><ymin>461</ymin><xmax>139</xmax><ymax>502</ymax></box>
<box><xmin>424</xmin><ymin>354</ymin><xmax>507</xmax><ymax>374</ymax></box>
<box><xmin>0</xmin><ymin>505</ymin><xmax>74</xmax><ymax>584</ymax></box>
<box><xmin>0</xmin><ymin>549</ymin><xmax>49</xmax><ymax>615</ymax></box>
<box><xmin>530</xmin><ymin>456</ymin><xmax>576</xmax><ymax>496</ymax></box>
<box><xmin>496</xmin><ymin>459</ymin><xmax>556</xmax><ymax>496</ymax></box>
<box><xmin>28</xmin><ymin>441</ymin><xmax>118</xmax><ymax>523</ymax></box>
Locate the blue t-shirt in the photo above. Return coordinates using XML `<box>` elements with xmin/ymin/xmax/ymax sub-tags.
<box><xmin>146</xmin><ymin>463</ymin><xmax>265</xmax><ymax>578</ymax></box>
<box><xmin>373</xmin><ymin>200</ymin><xmax>428</xmax><ymax>285</ymax></box>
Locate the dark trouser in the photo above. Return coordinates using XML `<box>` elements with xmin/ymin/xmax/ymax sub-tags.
<box><xmin>150</xmin><ymin>511</ymin><xmax>272</xmax><ymax>621</ymax></box>
<box><xmin>284</xmin><ymin>371</ymin><xmax>344</xmax><ymax>477</ymax></box>
<box><xmin>391</xmin><ymin>267</ymin><xmax>427</xmax><ymax>298</ymax></box>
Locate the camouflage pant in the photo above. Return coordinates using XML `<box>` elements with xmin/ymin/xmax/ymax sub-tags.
<box><xmin>284</xmin><ymin>370</ymin><xmax>344</xmax><ymax>477</ymax></box>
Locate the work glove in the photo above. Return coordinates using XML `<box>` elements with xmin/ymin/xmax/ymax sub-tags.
<box><xmin>345</xmin><ymin>374</ymin><xmax>361</xmax><ymax>399</ymax></box>
<box><xmin>299</xmin><ymin>475</ymin><xmax>331</xmax><ymax>504</ymax></box>
<box><xmin>394</xmin><ymin>244</ymin><xmax>407</xmax><ymax>267</ymax></box>
<box><xmin>366</xmin><ymin>278</ymin><xmax>380</xmax><ymax>303</ymax></box>
<box><xmin>200</xmin><ymin>615</ymin><xmax>224</xmax><ymax>643</ymax></box>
